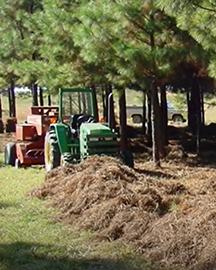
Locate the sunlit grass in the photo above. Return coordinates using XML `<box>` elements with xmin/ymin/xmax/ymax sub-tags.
<box><xmin>0</xmin><ymin>155</ymin><xmax>154</xmax><ymax>270</ymax></box>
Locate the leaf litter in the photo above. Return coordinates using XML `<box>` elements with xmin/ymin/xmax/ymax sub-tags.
<box><xmin>32</xmin><ymin>156</ymin><xmax>216</xmax><ymax>270</ymax></box>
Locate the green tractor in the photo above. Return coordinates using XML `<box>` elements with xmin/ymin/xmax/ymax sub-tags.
<box><xmin>44</xmin><ymin>87</ymin><xmax>133</xmax><ymax>171</ymax></box>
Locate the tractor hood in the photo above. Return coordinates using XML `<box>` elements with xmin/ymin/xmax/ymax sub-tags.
<box><xmin>80</xmin><ymin>123</ymin><xmax>116</xmax><ymax>138</ymax></box>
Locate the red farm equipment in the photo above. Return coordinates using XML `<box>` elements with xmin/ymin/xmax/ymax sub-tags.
<box><xmin>4</xmin><ymin>106</ymin><xmax>58</xmax><ymax>168</ymax></box>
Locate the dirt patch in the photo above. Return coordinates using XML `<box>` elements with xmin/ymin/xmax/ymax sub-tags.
<box><xmin>32</xmin><ymin>156</ymin><xmax>216</xmax><ymax>269</ymax></box>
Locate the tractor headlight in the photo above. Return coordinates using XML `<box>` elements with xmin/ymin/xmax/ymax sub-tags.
<box><xmin>103</xmin><ymin>137</ymin><xmax>114</xmax><ymax>141</ymax></box>
<box><xmin>88</xmin><ymin>137</ymin><xmax>99</xmax><ymax>142</ymax></box>
<box><xmin>88</xmin><ymin>137</ymin><xmax>115</xmax><ymax>142</ymax></box>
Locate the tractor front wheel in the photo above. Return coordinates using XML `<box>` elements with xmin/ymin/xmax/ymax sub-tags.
<box><xmin>44</xmin><ymin>131</ymin><xmax>61</xmax><ymax>172</ymax></box>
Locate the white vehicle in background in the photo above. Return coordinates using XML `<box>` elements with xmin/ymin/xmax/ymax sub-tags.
<box><xmin>127</xmin><ymin>102</ymin><xmax>186</xmax><ymax>124</ymax></box>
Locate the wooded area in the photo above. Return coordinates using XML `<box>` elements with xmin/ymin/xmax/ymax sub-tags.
<box><xmin>0</xmin><ymin>0</ymin><xmax>216</xmax><ymax>165</ymax></box>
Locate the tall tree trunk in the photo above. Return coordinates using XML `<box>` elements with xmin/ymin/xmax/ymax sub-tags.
<box><xmin>10</xmin><ymin>82</ymin><xmax>16</xmax><ymax>117</ymax></box>
<box><xmin>91</xmin><ymin>85</ymin><xmax>99</xmax><ymax>122</ymax></box>
<box><xmin>101</xmin><ymin>86</ymin><xmax>107</xmax><ymax>119</ymax></box>
<box><xmin>8</xmin><ymin>87</ymin><xmax>12</xmax><ymax>117</ymax></box>
<box><xmin>200</xmin><ymin>87</ymin><xmax>205</xmax><ymax>125</ymax></box>
<box><xmin>187</xmin><ymin>77</ymin><xmax>202</xmax><ymax>154</ymax></box>
<box><xmin>101</xmin><ymin>86</ymin><xmax>106</xmax><ymax>119</ymax></box>
<box><xmin>105</xmin><ymin>84</ymin><xmax>116</xmax><ymax>129</ymax></box>
<box><xmin>0</xmin><ymin>95</ymin><xmax>2</xmax><ymax>119</ymax></box>
<box><xmin>151</xmin><ymin>82</ymin><xmax>161</xmax><ymax>166</ymax></box>
<box><xmin>160</xmin><ymin>85</ymin><xmax>168</xmax><ymax>146</ymax></box>
<box><xmin>32</xmin><ymin>83</ymin><xmax>38</xmax><ymax>106</ymax></box>
<box><xmin>39</xmin><ymin>87</ymin><xmax>44</xmax><ymax>106</ymax></box>
<box><xmin>48</xmin><ymin>94</ymin><xmax>51</xmax><ymax>106</ymax></box>
<box><xmin>147</xmin><ymin>91</ymin><xmax>152</xmax><ymax>143</ymax></box>
<box><xmin>195</xmin><ymin>79</ymin><xmax>202</xmax><ymax>156</ymax></box>
<box><xmin>142</xmin><ymin>91</ymin><xmax>146</xmax><ymax>134</ymax></box>
<box><xmin>186</xmin><ymin>89</ymin><xmax>190</xmax><ymax>128</ymax></box>
<box><xmin>119</xmin><ymin>88</ymin><xmax>128</xmax><ymax>150</ymax></box>
<box><xmin>8</xmin><ymin>81</ymin><xmax>16</xmax><ymax>117</ymax></box>
<box><xmin>0</xmin><ymin>95</ymin><xmax>3</xmax><ymax>133</ymax></box>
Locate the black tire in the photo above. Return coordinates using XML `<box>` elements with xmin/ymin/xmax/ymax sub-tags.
<box><xmin>172</xmin><ymin>114</ymin><xmax>184</xmax><ymax>123</ymax></box>
<box><xmin>132</xmin><ymin>114</ymin><xmax>142</xmax><ymax>124</ymax></box>
<box><xmin>44</xmin><ymin>131</ymin><xmax>61</xmax><ymax>172</ymax></box>
<box><xmin>120</xmin><ymin>150</ymin><xmax>134</xmax><ymax>168</ymax></box>
<box><xmin>4</xmin><ymin>143</ymin><xmax>16</xmax><ymax>166</ymax></box>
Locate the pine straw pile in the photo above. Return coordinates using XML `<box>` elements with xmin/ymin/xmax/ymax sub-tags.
<box><xmin>32</xmin><ymin>156</ymin><xmax>216</xmax><ymax>270</ymax></box>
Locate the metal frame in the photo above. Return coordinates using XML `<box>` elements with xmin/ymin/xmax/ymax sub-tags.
<box><xmin>58</xmin><ymin>88</ymin><xmax>97</xmax><ymax>122</ymax></box>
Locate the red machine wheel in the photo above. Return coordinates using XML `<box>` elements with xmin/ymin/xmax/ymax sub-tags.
<box><xmin>4</xmin><ymin>143</ymin><xmax>16</xmax><ymax>166</ymax></box>
<box><xmin>15</xmin><ymin>158</ymin><xmax>21</xmax><ymax>169</ymax></box>
<box><xmin>44</xmin><ymin>132</ymin><xmax>61</xmax><ymax>172</ymax></box>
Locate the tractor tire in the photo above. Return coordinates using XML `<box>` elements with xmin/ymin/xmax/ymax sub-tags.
<box><xmin>120</xmin><ymin>150</ymin><xmax>134</xmax><ymax>168</ymax></box>
<box><xmin>172</xmin><ymin>114</ymin><xmax>184</xmax><ymax>123</ymax></box>
<box><xmin>132</xmin><ymin>114</ymin><xmax>142</xmax><ymax>124</ymax></box>
<box><xmin>15</xmin><ymin>158</ymin><xmax>21</xmax><ymax>169</ymax></box>
<box><xmin>4</xmin><ymin>143</ymin><xmax>16</xmax><ymax>166</ymax></box>
<box><xmin>44</xmin><ymin>131</ymin><xmax>61</xmax><ymax>172</ymax></box>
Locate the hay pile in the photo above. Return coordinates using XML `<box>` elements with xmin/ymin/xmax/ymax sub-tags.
<box><xmin>32</xmin><ymin>156</ymin><xmax>216</xmax><ymax>270</ymax></box>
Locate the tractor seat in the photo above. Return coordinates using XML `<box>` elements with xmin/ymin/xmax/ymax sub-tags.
<box><xmin>71</xmin><ymin>114</ymin><xmax>95</xmax><ymax>131</ymax></box>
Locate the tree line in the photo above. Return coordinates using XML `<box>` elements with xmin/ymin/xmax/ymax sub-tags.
<box><xmin>0</xmin><ymin>0</ymin><xmax>215</xmax><ymax>165</ymax></box>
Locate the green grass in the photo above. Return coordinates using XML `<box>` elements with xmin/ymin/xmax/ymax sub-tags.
<box><xmin>0</xmin><ymin>156</ymin><xmax>154</xmax><ymax>270</ymax></box>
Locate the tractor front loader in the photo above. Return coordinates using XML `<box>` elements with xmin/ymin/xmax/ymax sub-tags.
<box><xmin>44</xmin><ymin>88</ymin><xmax>133</xmax><ymax>171</ymax></box>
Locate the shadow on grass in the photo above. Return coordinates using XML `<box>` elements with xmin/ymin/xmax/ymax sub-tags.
<box><xmin>0</xmin><ymin>202</ymin><xmax>17</xmax><ymax>209</ymax></box>
<box><xmin>0</xmin><ymin>241</ymin><xmax>152</xmax><ymax>270</ymax></box>
<box><xmin>0</xmin><ymin>159</ymin><xmax>5</xmax><ymax>168</ymax></box>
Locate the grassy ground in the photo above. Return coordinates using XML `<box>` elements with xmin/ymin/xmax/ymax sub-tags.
<box><xmin>0</xmin><ymin>155</ymin><xmax>154</xmax><ymax>270</ymax></box>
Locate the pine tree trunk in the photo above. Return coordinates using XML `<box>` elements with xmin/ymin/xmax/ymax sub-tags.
<box><xmin>101</xmin><ymin>86</ymin><xmax>106</xmax><ymax>119</ymax></box>
<box><xmin>48</xmin><ymin>94</ymin><xmax>51</xmax><ymax>106</ymax></box>
<box><xmin>196</xmin><ymin>80</ymin><xmax>202</xmax><ymax>156</ymax></box>
<box><xmin>160</xmin><ymin>85</ymin><xmax>168</xmax><ymax>146</ymax></box>
<box><xmin>8</xmin><ymin>87</ymin><xmax>12</xmax><ymax>117</ymax></box>
<box><xmin>147</xmin><ymin>91</ymin><xmax>152</xmax><ymax>143</ymax></box>
<box><xmin>200</xmin><ymin>88</ymin><xmax>205</xmax><ymax>125</ymax></box>
<box><xmin>91</xmin><ymin>85</ymin><xmax>99</xmax><ymax>122</ymax></box>
<box><xmin>187</xmin><ymin>77</ymin><xmax>202</xmax><ymax>154</ymax></box>
<box><xmin>10</xmin><ymin>82</ymin><xmax>16</xmax><ymax>117</ymax></box>
<box><xmin>105</xmin><ymin>84</ymin><xmax>116</xmax><ymax>129</ymax></box>
<box><xmin>39</xmin><ymin>87</ymin><xmax>44</xmax><ymax>106</ymax></box>
<box><xmin>32</xmin><ymin>83</ymin><xmax>38</xmax><ymax>106</ymax></box>
<box><xmin>151</xmin><ymin>82</ymin><xmax>161</xmax><ymax>166</ymax></box>
<box><xmin>142</xmin><ymin>91</ymin><xmax>146</xmax><ymax>134</ymax></box>
<box><xmin>186</xmin><ymin>89</ymin><xmax>190</xmax><ymax>128</ymax></box>
<box><xmin>119</xmin><ymin>88</ymin><xmax>128</xmax><ymax>150</ymax></box>
<box><xmin>8</xmin><ymin>81</ymin><xmax>16</xmax><ymax>117</ymax></box>
<box><xmin>0</xmin><ymin>95</ymin><xmax>2</xmax><ymax>119</ymax></box>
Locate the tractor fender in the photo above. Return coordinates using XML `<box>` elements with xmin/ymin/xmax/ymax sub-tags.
<box><xmin>48</xmin><ymin>123</ymin><xmax>71</xmax><ymax>154</ymax></box>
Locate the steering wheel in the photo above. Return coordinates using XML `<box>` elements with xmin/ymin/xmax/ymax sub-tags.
<box><xmin>71</xmin><ymin>114</ymin><xmax>95</xmax><ymax>130</ymax></box>
<box><xmin>76</xmin><ymin>114</ymin><xmax>95</xmax><ymax>128</ymax></box>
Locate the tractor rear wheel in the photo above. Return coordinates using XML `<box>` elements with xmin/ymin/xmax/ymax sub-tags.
<box><xmin>4</xmin><ymin>143</ymin><xmax>16</xmax><ymax>166</ymax></box>
<box><xmin>44</xmin><ymin>131</ymin><xmax>61</xmax><ymax>172</ymax></box>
